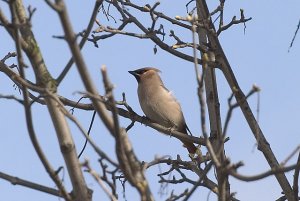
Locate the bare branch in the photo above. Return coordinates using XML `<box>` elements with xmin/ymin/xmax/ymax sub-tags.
<box><xmin>0</xmin><ymin>60</ymin><xmax>45</xmax><ymax>93</ymax></box>
<box><xmin>193</xmin><ymin>0</ymin><xmax>295</xmax><ymax>199</ymax></box>
<box><xmin>101</xmin><ymin>66</ymin><xmax>154</xmax><ymax>201</ymax></box>
<box><xmin>77</xmin><ymin>91</ymin><xmax>206</xmax><ymax>146</ymax></box>
<box><xmin>90</xmin><ymin>19</ymin><xmax>130</xmax><ymax>45</ymax></box>
<box><xmin>7</xmin><ymin>1</ymin><xmax>72</xmax><ymax>199</ymax></box>
<box><xmin>293</xmin><ymin>151</ymin><xmax>300</xmax><ymax>199</ymax></box>
<box><xmin>148</xmin><ymin>2</ymin><xmax>160</xmax><ymax>32</ymax></box>
<box><xmin>217</xmin><ymin>9</ymin><xmax>252</xmax><ymax>35</ymax></box>
<box><xmin>191</xmin><ymin>21</ymin><xmax>208</xmax><ymax>137</ymax></box>
<box><xmin>1</xmin><ymin>51</ymin><xmax>17</xmax><ymax>63</ymax></box>
<box><xmin>166</xmin><ymin>189</ymin><xmax>189</xmax><ymax>201</ymax></box>
<box><xmin>223</xmin><ymin>85</ymin><xmax>260</xmax><ymax>137</ymax></box>
<box><xmin>0</xmin><ymin>171</ymin><xmax>63</xmax><ymax>197</ymax></box>
<box><xmin>94</xmin><ymin>23</ymin><xmax>150</xmax><ymax>39</ymax></box>
<box><xmin>82</xmin><ymin>159</ymin><xmax>118</xmax><ymax>201</ymax></box>
<box><xmin>229</xmin><ymin>162</ymin><xmax>300</xmax><ymax>182</ymax></box>
<box><xmin>27</xmin><ymin>5</ymin><xmax>36</xmax><ymax>22</ymax></box>
<box><xmin>288</xmin><ymin>18</ymin><xmax>300</xmax><ymax>52</ymax></box>
<box><xmin>196</xmin><ymin>1</ymin><xmax>230</xmax><ymax>200</ymax></box>
<box><xmin>281</xmin><ymin>145</ymin><xmax>300</xmax><ymax>166</ymax></box>
<box><xmin>96</xmin><ymin>1</ymin><xmax>204</xmax><ymax>65</ymax></box>
<box><xmin>45</xmin><ymin>90</ymin><xmax>119</xmax><ymax>167</ymax></box>
<box><xmin>55</xmin><ymin>0</ymin><xmax>104</xmax><ymax>84</ymax></box>
<box><xmin>0</xmin><ymin>94</ymin><xmax>24</xmax><ymax>104</ymax></box>
<box><xmin>1</xmin><ymin>1</ymin><xmax>298</xmax><ymax>200</ymax></box>
<box><xmin>10</xmin><ymin>1</ymin><xmax>90</xmax><ymax>200</ymax></box>
<box><xmin>122</xmin><ymin>1</ymin><xmax>193</xmax><ymax>30</ymax></box>
<box><xmin>44</xmin><ymin>0</ymin><xmax>62</xmax><ymax>11</ymax></box>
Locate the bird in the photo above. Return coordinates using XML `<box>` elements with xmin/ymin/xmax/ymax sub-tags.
<box><xmin>128</xmin><ymin>67</ymin><xmax>197</xmax><ymax>154</ymax></box>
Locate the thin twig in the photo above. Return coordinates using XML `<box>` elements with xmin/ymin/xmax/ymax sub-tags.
<box><xmin>293</xmin><ymin>151</ymin><xmax>300</xmax><ymax>199</ymax></box>
<box><xmin>229</xmin><ymin>162</ymin><xmax>300</xmax><ymax>182</ymax></box>
<box><xmin>55</xmin><ymin>0</ymin><xmax>104</xmax><ymax>84</ymax></box>
<box><xmin>1</xmin><ymin>51</ymin><xmax>17</xmax><ymax>62</ymax></box>
<box><xmin>46</xmin><ymin>90</ymin><xmax>119</xmax><ymax>167</ymax></box>
<box><xmin>217</xmin><ymin>9</ymin><xmax>252</xmax><ymax>35</ymax></box>
<box><xmin>0</xmin><ymin>94</ymin><xmax>24</xmax><ymax>104</ymax></box>
<box><xmin>223</xmin><ymin>85</ymin><xmax>260</xmax><ymax>137</ymax></box>
<box><xmin>183</xmin><ymin>162</ymin><xmax>215</xmax><ymax>201</ymax></box>
<box><xmin>77</xmin><ymin>111</ymin><xmax>97</xmax><ymax>159</ymax></box>
<box><xmin>82</xmin><ymin>159</ymin><xmax>118</xmax><ymax>201</ymax></box>
<box><xmin>0</xmin><ymin>171</ymin><xmax>62</xmax><ymax>197</ymax></box>
<box><xmin>281</xmin><ymin>145</ymin><xmax>300</xmax><ymax>166</ymax></box>
<box><xmin>288</xmin><ymin>18</ymin><xmax>300</xmax><ymax>52</ymax></box>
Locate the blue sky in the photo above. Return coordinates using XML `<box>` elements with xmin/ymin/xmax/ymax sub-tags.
<box><xmin>1</xmin><ymin>1</ymin><xmax>300</xmax><ymax>201</ymax></box>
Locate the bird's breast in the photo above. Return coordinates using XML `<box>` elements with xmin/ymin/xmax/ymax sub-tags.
<box><xmin>137</xmin><ymin>84</ymin><xmax>185</xmax><ymax>129</ymax></box>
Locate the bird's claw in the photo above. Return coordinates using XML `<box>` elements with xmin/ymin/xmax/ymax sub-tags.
<box><xmin>167</xmin><ymin>126</ymin><xmax>175</xmax><ymax>137</ymax></box>
<box><xmin>141</xmin><ymin>115</ymin><xmax>150</xmax><ymax>126</ymax></box>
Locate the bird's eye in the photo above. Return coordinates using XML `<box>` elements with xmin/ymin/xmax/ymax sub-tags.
<box><xmin>138</xmin><ymin>69</ymin><xmax>147</xmax><ymax>74</ymax></box>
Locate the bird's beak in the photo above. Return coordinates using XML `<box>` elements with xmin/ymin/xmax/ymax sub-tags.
<box><xmin>128</xmin><ymin>70</ymin><xmax>140</xmax><ymax>82</ymax></box>
<box><xmin>128</xmin><ymin>70</ymin><xmax>137</xmax><ymax>76</ymax></box>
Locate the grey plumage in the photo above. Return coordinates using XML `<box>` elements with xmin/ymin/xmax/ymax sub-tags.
<box><xmin>129</xmin><ymin>67</ymin><xmax>196</xmax><ymax>153</ymax></box>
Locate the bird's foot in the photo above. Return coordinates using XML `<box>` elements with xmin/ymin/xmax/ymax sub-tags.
<box><xmin>141</xmin><ymin>115</ymin><xmax>150</xmax><ymax>126</ymax></box>
<box><xmin>167</xmin><ymin>126</ymin><xmax>176</xmax><ymax>137</ymax></box>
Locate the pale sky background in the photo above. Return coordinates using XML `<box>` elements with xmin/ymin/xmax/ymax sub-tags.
<box><xmin>1</xmin><ymin>1</ymin><xmax>300</xmax><ymax>201</ymax></box>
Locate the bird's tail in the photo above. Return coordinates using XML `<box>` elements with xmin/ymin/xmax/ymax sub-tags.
<box><xmin>180</xmin><ymin>125</ymin><xmax>197</xmax><ymax>154</ymax></box>
<box><xmin>182</xmin><ymin>140</ymin><xmax>197</xmax><ymax>154</ymax></box>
